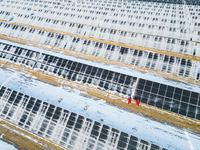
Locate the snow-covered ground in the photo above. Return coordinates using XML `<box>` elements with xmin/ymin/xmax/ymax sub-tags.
<box><xmin>0</xmin><ymin>66</ymin><xmax>200</xmax><ymax>150</ymax></box>
<box><xmin>0</xmin><ymin>138</ymin><xmax>17</xmax><ymax>150</ymax></box>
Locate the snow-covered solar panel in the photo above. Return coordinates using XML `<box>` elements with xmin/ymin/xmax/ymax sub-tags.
<box><xmin>0</xmin><ymin>86</ymin><xmax>167</xmax><ymax>150</ymax></box>
<box><xmin>0</xmin><ymin>42</ymin><xmax>40</xmax><ymax>68</ymax></box>
<box><xmin>0</xmin><ymin>42</ymin><xmax>137</xmax><ymax>97</ymax></box>
<box><xmin>0</xmin><ymin>22</ymin><xmax>199</xmax><ymax>79</ymax></box>
<box><xmin>0</xmin><ymin>41</ymin><xmax>200</xmax><ymax>121</ymax></box>
<box><xmin>35</xmin><ymin>52</ymin><xmax>138</xmax><ymax>97</ymax></box>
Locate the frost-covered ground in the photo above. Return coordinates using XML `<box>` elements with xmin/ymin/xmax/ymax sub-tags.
<box><xmin>0</xmin><ymin>66</ymin><xmax>200</xmax><ymax>150</ymax></box>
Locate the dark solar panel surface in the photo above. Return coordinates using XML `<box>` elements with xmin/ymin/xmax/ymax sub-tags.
<box><xmin>133</xmin><ymin>78</ymin><xmax>200</xmax><ymax>120</ymax></box>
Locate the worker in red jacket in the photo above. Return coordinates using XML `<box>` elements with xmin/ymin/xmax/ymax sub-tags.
<box><xmin>136</xmin><ymin>99</ymin><xmax>140</xmax><ymax>106</ymax></box>
<box><xmin>128</xmin><ymin>97</ymin><xmax>132</xmax><ymax>104</ymax></box>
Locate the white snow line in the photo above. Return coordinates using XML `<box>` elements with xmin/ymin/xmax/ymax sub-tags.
<box><xmin>184</xmin><ymin>128</ymin><xmax>194</xmax><ymax>150</ymax></box>
<box><xmin>1</xmin><ymin>73</ymin><xmax>16</xmax><ymax>86</ymax></box>
<box><xmin>59</xmin><ymin>50</ymin><xmax>64</xmax><ymax>54</ymax></box>
<box><xmin>0</xmin><ymin>61</ymin><xmax>8</xmax><ymax>67</ymax></box>
<box><xmin>0</xmin><ymin>133</ymin><xmax>4</xmax><ymax>139</ymax></box>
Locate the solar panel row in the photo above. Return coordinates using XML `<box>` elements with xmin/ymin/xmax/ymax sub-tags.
<box><xmin>0</xmin><ymin>10</ymin><xmax>195</xmax><ymax>43</ymax></box>
<box><xmin>0</xmin><ymin>42</ymin><xmax>137</xmax><ymax>97</ymax></box>
<box><xmin>133</xmin><ymin>78</ymin><xmax>200</xmax><ymax>120</ymax></box>
<box><xmin>2</xmin><ymin>0</ymin><xmax>200</xmax><ymax>42</ymax></box>
<box><xmin>0</xmin><ymin>43</ymin><xmax>39</xmax><ymax>68</ymax></box>
<box><xmin>0</xmin><ymin>85</ymin><xmax>166</xmax><ymax>150</ymax></box>
<box><xmin>0</xmin><ymin>41</ymin><xmax>199</xmax><ymax>121</ymax></box>
<box><xmin>35</xmin><ymin>53</ymin><xmax>137</xmax><ymax>97</ymax></box>
<box><xmin>0</xmin><ymin>23</ymin><xmax>198</xmax><ymax>79</ymax></box>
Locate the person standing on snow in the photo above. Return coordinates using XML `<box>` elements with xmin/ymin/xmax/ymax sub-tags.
<box><xmin>128</xmin><ymin>97</ymin><xmax>132</xmax><ymax>104</ymax></box>
<box><xmin>136</xmin><ymin>99</ymin><xmax>140</xmax><ymax>106</ymax></box>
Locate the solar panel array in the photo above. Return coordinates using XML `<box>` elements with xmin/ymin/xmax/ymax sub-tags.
<box><xmin>0</xmin><ymin>85</ymin><xmax>166</xmax><ymax>150</ymax></box>
<box><xmin>0</xmin><ymin>10</ymin><xmax>196</xmax><ymax>55</ymax></box>
<box><xmin>133</xmin><ymin>78</ymin><xmax>200</xmax><ymax>120</ymax></box>
<box><xmin>0</xmin><ymin>42</ymin><xmax>40</xmax><ymax>68</ymax></box>
<box><xmin>35</xmin><ymin>53</ymin><xmax>138</xmax><ymax>97</ymax></box>
<box><xmin>0</xmin><ymin>24</ymin><xmax>199</xmax><ymax>79</ymax></box>
<box><xmin>0</xmin><ymin>42</ymin><xmax>137</xmax><ymax>97</ymax></box>
<box><xmin>0</xmin><ymin>0</ymin><xmax>200</xmax><ymax>81</ymax></box>
<box><xmin>0</xmin><ymin>0</ymin><xmax>199</xmax><ymax>52</ymax></box>
<box><xmin>0</xmin><ymin>0</ymin><xmax>199</xmax><ymax>36</ymax></box>
<box><xmin>0</xmin><ymin>0</ymin><xmax>200</xmax><ymax>149</ymax></box>
<box><xmin>0</xmin><ymin>41</ymin><xmax>200</xmax><ymax>121</ymax></box>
